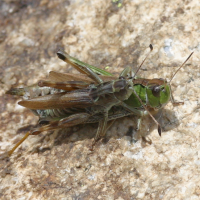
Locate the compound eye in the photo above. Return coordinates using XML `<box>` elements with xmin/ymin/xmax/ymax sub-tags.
<box><xmin>152</xmin><ymin>86</ymin><xmax>161</xmax><ymax>97</ymax></box>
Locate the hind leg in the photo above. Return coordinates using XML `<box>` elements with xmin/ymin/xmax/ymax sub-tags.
<box><xmin>0</xmin><ymin>113</ymin><xmax>90</xmax><ymax>159</ymax></box>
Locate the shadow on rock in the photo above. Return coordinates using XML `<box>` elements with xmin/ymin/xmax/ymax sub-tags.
<box><xmin>50</xmin><ymin>107</ymin><xmax>181</xmax><ymax>149</ymax></box>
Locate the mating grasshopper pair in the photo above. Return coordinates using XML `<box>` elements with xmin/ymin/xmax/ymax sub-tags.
<box><xmin>1</xmin><ymin>45</ymin><xmax>193</xmax><ymax>158</ymax></box>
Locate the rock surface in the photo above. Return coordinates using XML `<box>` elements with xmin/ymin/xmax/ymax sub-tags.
<box><xmin>0</xmin><ymin>0</ymin><xmax>200</xmax><ymax>199</ymax></box>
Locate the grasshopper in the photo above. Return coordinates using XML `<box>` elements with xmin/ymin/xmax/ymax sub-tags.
<box><xmin>1</xmin><ymin>45</ymin><xmax>193</xmax><ymax>158</ymax></box>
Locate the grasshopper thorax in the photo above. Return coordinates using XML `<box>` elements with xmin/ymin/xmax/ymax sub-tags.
<box><xmin>89</xmin><ymin>78</ymin><xmax>133</xmax><ymax>103</ymax></box>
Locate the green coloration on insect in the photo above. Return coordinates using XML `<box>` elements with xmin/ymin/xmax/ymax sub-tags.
<box><xmin>1</xmin><ymin>45</ymin><xmax>193</xmax><ymax>159</ymax></box>
<box><xmin>124</xmin><ymin>79</ymin><xmax>171</xmax><ymax>109</ymax></box>
<box><xmin>60</xmin><ymin>52</ymin><xmax>113</xmax><ymax>77</ymax></box>
<box><xmin>63</xmin><ymin>49</ymin><xmax>172</xmax><ymax>112</ymax></box>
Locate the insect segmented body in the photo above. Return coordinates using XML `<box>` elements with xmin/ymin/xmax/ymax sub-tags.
<box><xmin>1</xmin><ymin>45</ymin><xmax>193</xmax><ymax>158</ymax></box>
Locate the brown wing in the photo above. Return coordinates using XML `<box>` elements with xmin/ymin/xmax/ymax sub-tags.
<box><xmin>38</xmin><ymin>80</ymin><xmax>90</xmax><ymax>91</ymax></box>
<box><xmin>18</xmin><ymin>90</ymin><xmax>93</xmax><ymax>110</ymax></box>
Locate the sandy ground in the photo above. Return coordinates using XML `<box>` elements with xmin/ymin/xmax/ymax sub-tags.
<box><xmin>0</xmin><ymin>0</ymin><xmax>200</xmax><ymax>199</ymax></box>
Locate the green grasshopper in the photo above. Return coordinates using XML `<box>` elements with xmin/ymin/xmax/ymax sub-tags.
<box><xmin>1</xmin><ymin>45</ymin><xmax>193</xmax><ymax>158</ymax></box>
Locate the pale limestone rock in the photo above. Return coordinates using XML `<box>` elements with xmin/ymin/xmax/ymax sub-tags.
<box><xmin>0</xmin><ymin>0</ymin><xmax>199</xmax><ymax>199</ymax></box>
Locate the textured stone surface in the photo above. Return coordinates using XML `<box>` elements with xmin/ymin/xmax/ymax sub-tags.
<box><xmin>0</xmin><ymin>0</ymin><xmax>200</xmax><ymax>199</ymax></box>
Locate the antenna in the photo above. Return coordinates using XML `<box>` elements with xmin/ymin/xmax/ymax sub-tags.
<box><xmin>169</xmin><ymin>52</ymin><xmax>193</xmax><ymax>83</ymax></box>
<box><xmin>133</xmin><ymin>44</ymin><xmax>153</xmax><ymax>78</ymax></box>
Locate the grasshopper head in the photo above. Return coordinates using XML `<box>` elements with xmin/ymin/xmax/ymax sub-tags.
<box><xmin>146</xmin><ymin>78</ymin><xmax>171</xmax><ymax>109</ymax></box>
